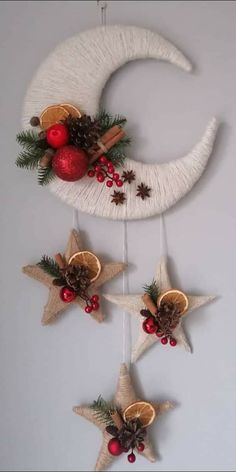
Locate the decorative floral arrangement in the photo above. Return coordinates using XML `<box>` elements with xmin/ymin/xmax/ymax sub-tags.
<box><xmin>16</xmin><ymin>103</ymin><xmax>151</xmax><ymax>204</ymax></box>
<box><xmin>141</xmin><ymin>281</ymin><xmax>188</xmax><ymax>347</ymax></box>
<box><xmin>92</xmin><ymin>397</ymin><xmax>154</xmax><ymax>463</ymax></box>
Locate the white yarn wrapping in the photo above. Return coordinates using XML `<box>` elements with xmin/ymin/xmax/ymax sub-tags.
<box><xmin>22</xmin><ymin>25</ymin><xmax>218</xmax><ymax>220</ymax></box>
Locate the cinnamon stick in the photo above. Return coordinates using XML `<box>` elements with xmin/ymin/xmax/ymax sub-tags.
<box><xmin>54</xmin><ymin>253</ymin><xmax>66</xmax><ymax>269</ymax></box>
<box><xmin>142</xmin><ymin>293</ymin><xmax>157</xmax><ymax>316</ymax></box>
<box><xmin>100</xmin><ymin>125</ymin><xmax>122</xmax><ymax>145</ymax></box>
<box><xmin>111</xmin><ymin>411</ymin><xmax>124</xmax><ymax>430</ymax></box>
<box><xmin>39</xmin><ymin>153</ymin><xmax>53</xmax><ymax>168</ymax></box>
<box><xmin>89</xmin><ymin>130</ymin><xmax>125</xmax><ymax>163</ymax></box>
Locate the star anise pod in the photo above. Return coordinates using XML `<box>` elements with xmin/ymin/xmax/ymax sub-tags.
<box><xmin>111</xmin><ymin>191</ymin><xmax>126</xmax><ymax>206</ymax></box>
<box><xmin>122</xmin><ymin>170</ymin><xmax>136</xmax><ymax>184</ymax></box>
<box><xmin>136</xmin><ymin>183</ymin><xmax>151</xmax><ymax>200</ymax></box>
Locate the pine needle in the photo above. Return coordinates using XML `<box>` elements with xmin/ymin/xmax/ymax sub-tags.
<box><xmin>38</xmin><ymin>167</ymin><xmax>55</xmax><ymax>186</ymax></box>
<box><xmin>143</xmin><ymin>280</ymin><xmax>159</xmax><ymax>304</ymax></box>
<box><xmin>96</xmin><ymin>109</ymin><xmax>127</xmax><ymax>132</ymax></box>
<box><xmin>37</xmin><ymin>256</ymin><xmax>61</xmax><ymax>278</ymax></box>
<box><xmin>91</xmin><ymin>396</ymin><xmax>117</xmax><ymax>426</ymax></box>
<box><xmin>16</xmin><ymin>148</ymin><xmax>45</xmax><ymax>169</ymax></box>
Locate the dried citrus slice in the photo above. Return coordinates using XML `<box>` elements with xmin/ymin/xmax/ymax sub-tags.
<box><xmin>123</xmin><ymin>401</ymin><xmax>156</xmax><ymax>427</ymax></box>
<box><xmin>68</xmin><ymin>251</ymin><xmax>101</xmax><ymax>282</ymax></box>
<box><xmin>157</xmin><ymin>289</ymin><xmax>189</xmax><ymax>315</ymax></box>
<box><xmin>60</xmin><ymin>103</ymin><xmax>82</xmax><ymax>118</ymax></box>
<box><xmin>39</xmin><ymin>105</ymin><xmax>69</xmax><ymax>129</ymax></box>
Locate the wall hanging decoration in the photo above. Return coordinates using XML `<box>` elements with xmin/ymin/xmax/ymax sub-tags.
<box><xmin>105</xmin><ymin>257</ymin><xmax>215</xmax><ymax>362</ymax></box>
<box><xmin>18</xmin><ymin>25</ymin><xmax>218</xmax><ymax>220</ymax></box>
<box><xmin>23</xmin><ymin>229</ymin><xmax>125</xmax><ymax>324</ymax></box>
<box><xmin>73</xmin><ymin>363</ymin><xmax>173</xmax><ymax>471</ymax></box>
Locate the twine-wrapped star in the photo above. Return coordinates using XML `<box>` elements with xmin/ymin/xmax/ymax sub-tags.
<box><xmin>104</xmin><ymin>257</ymin><xmax>215</xmax><ymax>362</ymax></box>
<box><xmin>23</xmin><ymin>229</ymin><xmax>125</xmax><ymax>325</ymax></box>
<box><xmin>73</xmin><ymin>363</ymin><xmax>173</xmax><ymax>471</ymax></box>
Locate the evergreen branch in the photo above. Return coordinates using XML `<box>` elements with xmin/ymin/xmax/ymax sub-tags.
<box><xmin>143</xmin><ymin>280</ymin><xmax>159</xmax><ymax>304</ymax></box>
<box><xmin>91</xmin><ymin>396</ymin><xmax>118</xmax><ymax>426</ymax></box>
<box><xmin>97</xmin><ymin>109</ymin><xmax>127</xmax><ymax>132</ymax></box>
<box><xmin>37</xmin><ymin>255</ymin><xmax>62</xmax><ymax>278</ymax></box>
<box><xmin>106</xmin><ymin>137</ymin><xmax>131</xmax><ymax>167</ymax></box>
<box><xmin>16</xmin><ymin>148</ymin><xmax>45</xmax><ymax>169</ymax></box>
<box><xmin>16</xmin><ymin>130</ymin><xmax>42</xmax><ymax>150</ymax></box>
<box><xmin>38</xmin><ymin>167</ymin><xmax>55</xmax><ymax>186</ymax></box>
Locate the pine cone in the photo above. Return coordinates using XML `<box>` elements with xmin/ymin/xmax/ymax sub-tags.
<box><xmin>61</xmin><ymin>264</ymin><xmax>90</xmax><ymax>292</ymax></box>
<box><xmin>65</xmin><ymin>114</ymin><xmax>101</xmax><ymax>149</ymax></box>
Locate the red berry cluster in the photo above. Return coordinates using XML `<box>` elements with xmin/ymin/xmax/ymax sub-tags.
<box><xmin>84</xmin><ymin>294</ymin><xmax>100</xmax><ymax>314</ymax></box>
<box><xmin>108</xmin><ymin>437</ymin><xmax>145</xmax><ymax>462</ymax></box>
<box><xmin>87</xmin><ymin>155</ymin><xmax>124</xmax><ymax>188</ymax></box>
<box><xmin>142</xmin><ymin>316</ymin><xmax>177</xmax><ymax>347</ymax></box>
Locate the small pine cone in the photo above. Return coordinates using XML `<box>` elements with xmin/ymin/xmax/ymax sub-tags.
<box><xmin>62</xmin><ymin>264</ymin><xmax>90</xmax><ymax>292</ymax></box>
<box><xmin>65</xmin><ymin>114</ymin><xmax>101</xmax><ymax>149</ymax></box>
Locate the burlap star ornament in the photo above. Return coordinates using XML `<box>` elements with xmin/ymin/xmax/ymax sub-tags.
<box><xmin>23</xmin><ymin>229</ymin><xmax>125</xmax><ymax>325</ymax></box>
<box><xmin>73</xmin><ymin>363</ymin><xmax>173</xmax><ymax>471</ymax></box>
<box><xmin>105</xmin><ymin>257</ymin><xmax>215</xmax><ymax>361</ymax></box>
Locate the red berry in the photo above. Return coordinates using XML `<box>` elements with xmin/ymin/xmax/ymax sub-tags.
<box><xmin>128</xmin><ymin>452</ymin><xmax>136</xmax><ymax>463</ymax></box>
<box><xmin>170</xmin><ymin>337</ymin><xmax>177</xmax><ymax>347</ymax></box>
<box><xmin>142</xmin><ymin>317</ymin><xmax>157</xmax><ymax>334</ymax></box>
<box><xmin>156</xmin><ymin>331</ymin><xmax>164</xmax><ymax>338</ymax></box>
<box><xmin>96</xmin><ymin>172</ymin><xmax>105</xmax><ymax>183</ymax></box>
<box><xmin>108</xmin><ymin>438</ymin><xmax>123</xmax><ymax>456</ymax></box>
<box><xmin>99</xmin><ymin>155</ymin><xmax>108</xmax><ymax>164</ymax></box>
<box><xmin>106</xmin><ymin>180</ymin><xmax>113</xmax><ymax>188</ymax></box>
<box><xmin>60</xmin><ymin>287</ymin><xmax>76</xmax><ymax>303</ymax></box>
<box><xmin>46</xmin><ymin>123</ymin><xmax>69</xmax><ymax>149</ymax></box>
<box><xmin>95</xmin><ymin>165</ymin><xmax>101</xmax><ymax>172</ymax></box>
<box><xmin>91</xmin><ymin>294</ymin><xmax>99</xmax><ymax>302</ymax></box>
<box><xmin>85</xmin><ymin>305</ymin><xmax>92</xmax><ymax>314</ymax></box>
<box><xmin>92</xmin><ymin>302</ymin><xmax>99</xmax><ymax>311</ymax></box>
<box><xmin>113</xmin><ymin>172</ymin><xmax>120</xmax><ymax>181</ymax></box>
<box><xmin>116</xmin><ymin>179</ymin><xmax>123</xmax><ymax>187</ymax></box>
<box><xmin>161</xmin><ymin>336</ymin><xmax>168</xmax><ymax>345</ymax></box>
<box><xmin>122</xmin><ymin>447</ymin><xmax>129</xmax><ymax>453</ymax></box>
<box><xmin>108</xmin><ymin>164</ymin><xmax>114</xmax><ymax>173</ymax></box>
<box><xmin>137</xmin><ymin>443</ymin><xmax>145</xmax><ymax>452</ymax></box>
<box><xmin>88</xmin><ymin>169</ymin><xmax>95</xmax><ymax>177</ymax></box>
<box><xmin>52</xmin><ymin>146</ymin><xmax>88</xmax><ymax>181</ymax></box>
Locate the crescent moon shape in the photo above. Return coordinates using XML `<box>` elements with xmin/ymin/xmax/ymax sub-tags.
<box><xmin>22</xmin><ymin>25</ymin><xmax>218</xmax><ymax>220</ymax></box>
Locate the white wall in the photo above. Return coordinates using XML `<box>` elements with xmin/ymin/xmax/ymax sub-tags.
<box><xmin>0</xmin><ymin>1</ymin><xmax>235</xmax><ymax>471</ymax></box>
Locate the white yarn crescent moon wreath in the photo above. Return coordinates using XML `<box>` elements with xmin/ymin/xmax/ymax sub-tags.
<box><xmin>22</xmin><ymin>25</ymin><xmax>218</xmax><ymax>220</ymax></box>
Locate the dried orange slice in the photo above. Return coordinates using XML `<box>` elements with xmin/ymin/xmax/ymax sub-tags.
<box><xmin>60</xmin><ymin>103</ymin><xmax>82</xmax><ymax>118</ymax></box>
<box><xmin>123</xmin><ymin>401</ymin><xmax>156</xmax><ymax>427</ymax></box>
<box><xmin>68</xmin><ymin>251</ymin><xmax>101</xmax><ymax>282</ymax></box>
<box><xmin>157</xmin><ymin>289</ymin><xmax>189</xmax><ymax>315</ymax></box>
<box><xmin>39</xmin><ymin>105</ymin><xmax>69</xmax><ymax>129</ymax></box>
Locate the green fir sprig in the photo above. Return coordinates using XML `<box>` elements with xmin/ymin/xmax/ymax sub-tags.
<box><xmin>143</xmin><ymin>280</ymin><xmax>159</xmax><ymax>304</ymax></box>
<box><xmin>96</xmin><ymin>110</ymin><xmax>131</xmax><ymax>167</ymax></box>
<box><xmin>38</xmin><ymin>167</ymin><xmax>55</xmax><ymax>186</ymax></box>
<box><xmin>96</xmin><ymin>110</ymin><xmax>127</xmax><ymax>132</ymax></box>
<box><xmin>91</xmin><ymin>396</ymin><xmax>118</xmax><ymax>426</ymax></box>
<box><xmin>37</xmin><ymin>256</ymin><xmax>62</xmax><ymax>279</ymax></box>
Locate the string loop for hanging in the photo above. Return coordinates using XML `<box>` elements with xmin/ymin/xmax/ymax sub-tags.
<box><xmin>97</xmin><ymin>0</ymin><xmax>107</xmax><ymax>26</ymax></box>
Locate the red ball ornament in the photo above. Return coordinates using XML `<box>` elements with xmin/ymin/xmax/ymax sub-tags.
<box><xmin>137</xmin><ymin>443</ymin><xmax>145</xmax><ymax>452</ymax></box>
<box><xmin>170</xmin><ymin>337</ymin><xmax>177</xmax><ymax>347</ymax></box>
<box><xmin>128</xmin><ymin>452</ymin><xmax>136</xmax><ymax>463</ymax></box>
<box><xmin>60</xmin><ymin>287</ymin><xmax>76</xmax><ymax>303</ymax></box>
<box><xmin>142</xmin><ymin>317</ymin><xmax>157</xmax><ymax>334</ymax></box>
<box><xmin>52</xmin><ymin>146</ymin><xmax>88</xmax><ymax>182</ymax></box>
<box><xmin>46</xmin><ymin>123</ymin><xmax>69</xmax><ymax>149</ymax></box>
<box><xmin>108</xmin><ymin>438</ymin><xmax>123</xmax><ymax>456</ymax></box>
<box><xmin>161</xmin><ymin>336</ymin><xmax>168</xmax><ymax>345</ymax></box>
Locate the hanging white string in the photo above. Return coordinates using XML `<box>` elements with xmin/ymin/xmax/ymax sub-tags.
<box><xmin>97</xmin><ymin>1</ymin><xmax>107</xmax><ymax>26</ymax></box>
<box><xmin>122</xmin><ymin>220</ymin><xmax>131</xmax><ymax>365</ymax></box>
<box><xmin>160</xmin><ymin>212</ymin><xmax>168</xmax><ymax>257</ymax></box>
<box><xmin>73</xmin><ymin>208</ymin><xmax>80</xmax><ymax>231</ymax></box>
